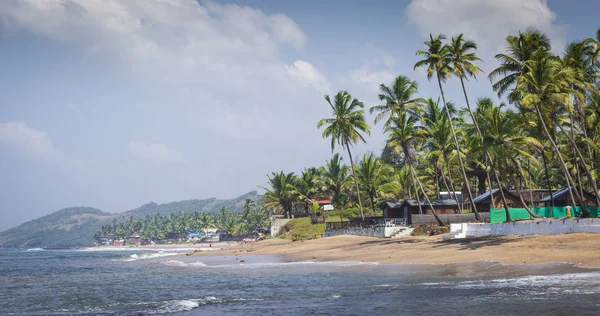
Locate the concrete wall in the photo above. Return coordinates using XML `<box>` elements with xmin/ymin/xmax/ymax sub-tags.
<box><xmin>325</xmin><ymin>226</ymin><xmax>385</xmax><ymax>238</ymax></box>
<box><xmin>270</xmin><ymin>218</ymin><xmax>291</xmax><ymax>237</ymax></box>
<box><xmin>412</xmin><ymin>212</ymin><xmax>489</xmax><ymax>225</ymax></box>
<box><xmin>325</xmin><ymin>226</ymin><xmax>413</xmax><ymax>238</ymax></box>
<box><xmin>449</xmin><ymin>218</ymin><xmax>600</xmax><ymax>238</ymax></box>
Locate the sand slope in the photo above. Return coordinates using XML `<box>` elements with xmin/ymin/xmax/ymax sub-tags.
<box><xmin>194</xmin><ymin>233</ymin><xmax>600</xmax><ymax>268</ymax></box>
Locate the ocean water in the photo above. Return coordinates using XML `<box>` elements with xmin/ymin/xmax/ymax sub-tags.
<box><xmin>1</xmin><ymin>248</ymin><xmax>600</xmax><ymax>315</ymax></box>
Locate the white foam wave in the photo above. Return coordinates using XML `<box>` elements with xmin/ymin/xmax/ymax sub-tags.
<box><xmin>422</xmin><ymin>271</ymin><xmax>600</xmax><ymax>291</ymax></box>
<box><xmin>119</xmin><ymin>252</ymin><xmax>180</xmax><ymax>262</ymax></box>
<box><xmin>153</xmin><ymin>297</ymin><xmax>221</xmax><ymax>314</ymax></box>
<box><xmin>206</xmin><ymin>261</ymin><xmax>379</xmax><ymax>269</ymax></box>
<box><xmin>161</xmin><ymin>260</ymin><xmax>207</xmax><ymax>267</ymax></box>
<box><xmin>25</xmin><ymin>248</ymin><xmax>45</xmax><ymax>252</ymax></box>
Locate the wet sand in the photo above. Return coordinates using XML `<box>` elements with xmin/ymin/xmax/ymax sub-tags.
<box><xmin>192</xmin><ymin>233</ymin><xmax>600</xmax><ymax>268</ymax></box>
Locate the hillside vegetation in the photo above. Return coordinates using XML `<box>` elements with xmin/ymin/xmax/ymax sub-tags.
<box><xmin>0</xmin><ymin>191</ymin><xmax>260</xmax><ymax>248</ymax></box>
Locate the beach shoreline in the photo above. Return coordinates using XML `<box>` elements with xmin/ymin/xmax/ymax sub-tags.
<box><xmin>190</xmin><ymin>233</ymin><xmax>600</xmax><ymax>268</ymax></box>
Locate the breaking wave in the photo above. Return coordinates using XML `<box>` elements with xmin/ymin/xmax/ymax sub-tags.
<box><xmin>25</xmin><ymin>248</ymin><xmax>46</xmax><ymax>252</ymax></box>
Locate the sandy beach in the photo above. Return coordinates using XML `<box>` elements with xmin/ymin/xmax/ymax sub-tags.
<box><xmin>192</xmin><ymin>233</ymin><xmax>600</xmax><ymax>268</ymax></box>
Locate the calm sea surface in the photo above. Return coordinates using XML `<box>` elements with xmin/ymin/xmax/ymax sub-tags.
<box><xmin>1</xmin><ymin>247</ymin><xmax>599</xmax><ymax>315</ymax></box>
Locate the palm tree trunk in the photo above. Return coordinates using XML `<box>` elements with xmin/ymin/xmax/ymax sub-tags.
<box><xmin>460</xmin><ymin>77</ymin><xmax>495</xmax><ymax>202</ymax></box>
<box><xmin>443</xmin><ymin>153</ymin><xmax>463</xmax><ymax>213</ymax></box>
<box><xmin>410</xmin><ymin>167</ymin><xmax>424</xmax><ymax>215</ymax></box>
<box><xmin>541</xmin><ymin>151</ymin><xmax>555</xmax><ymax>210</ymax></box>
<box><xmin>534</xmin><ymin>103</ymin><xmax>588</xmax><ymax>214</ymax></box>
<box><xmin>554</xmin><ymin>118</ymin><xmax>600</xmax><ymax>207</ymax></box>
<box><xmin>508</xmin><ymin>158</ymin><xmax>540</xmax><ymax>218</ymax></box>
<box><xmin>440</xmin><ymin>166</ymin><xmax>460</xmax><ymax>213</ymax></box>
<box><xmin>410</xmin><ymin>164</ymin><xmax>444</xmax><ymax>226</ymax></box>
<box><xmin>346</xmin><ymin>146</ymin><xmax>365</xmax><ymax>221</ymax></box>
<box><xmin>437</xmin><ymin>72</ymin><xmax>479</xmax><ymax>219</ymax></box>
<box><xmin>493</xmin><ymin>168</ymin><xmax>511</xmax><ymax>221</ymax></box>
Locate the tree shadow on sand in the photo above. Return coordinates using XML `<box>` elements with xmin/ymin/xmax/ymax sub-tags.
<box><xmin>432</xmin><ymin>236</ymin><xmax>521</xmax><ymax>250</ymax></box>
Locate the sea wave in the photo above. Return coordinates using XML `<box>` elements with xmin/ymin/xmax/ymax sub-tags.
<box><xmin>152</xmin><ymin>296</ymin><xmax>221</xmax><ymax>314</ymax></box>
<box><xmin>161</xmin><ymin>260</ymin><xmax>207</xmax><ymax>267</ymax></box>
<box><xmin>159</xmin><ymin>260</ymin><xmax>379</xmax><ymax>269</ymax></box>
<box><xmin>422</xmin><ymin>271</ymin><xmax>600</xmax><ymax>290</ymax></box>
<box><xmin>25</xmin><ymin>248</ymin><xmax>46</xmax><ymax>252</ymax></box>
<box><xmin>115</xmin><ymin>252</ymin><xmax>180</xmax><ymax>262</ymax></box>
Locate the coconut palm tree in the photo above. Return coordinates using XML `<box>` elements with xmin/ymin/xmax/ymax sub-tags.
<box><xmin>356</xmin><ymin>153</ymin><xmax>393</xmax><ymax>214</ymax></box>
<box><xmin>292</xmin><ymin>167</ymin><xmax>324</xmax><ymax>214</ymax></box>
<box><xmin>385</xmin><ymin>111</ymin><xmax>444</xmax><ymax>226</ymax></box>
<box><xmin>513</xmin><ymin>51</ymin><xmax>590</xmax><ymax>213</ymax></box>
<box><xmin>488</xmin><ymin>28</ymin><xmax>551</xmax><ymax>101</ymax></box>
<box><xmin>370</xmin><ymin>75</ymin><xmax>424</xmax><ymax>127</ymax></box>
<box><xmin>322</xmin><ymin>153</ymin><xmax>350</xmax><ymax>222</ymax></box>
<box><xmin>422</xmin><ymin>98</ymin><xmax>462</xmax><ymax>210</ymax></box>
<box><xmin>476</xmin><ymin>102</ymin><xmax>543</xmax><ymax>218</ymax></box>
<box><xmin>260</xmin><ymin>171</ymin><xmax>297</xmax><ymax>218</ymax></box>
<box><xmin>318</xmin><ymin>91</ymin><xmax>371</xmax><ymax>220</ymax></box>
<box><xmin>414</xmin><ymin>33</ymin><xmax>480</xmax><ymax>219</ymax></box>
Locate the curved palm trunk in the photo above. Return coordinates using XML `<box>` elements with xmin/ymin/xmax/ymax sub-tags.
<box><xmin>410</xmin><ymin>168</ymin><xmax>424</xmax><ymax>215</ymax></box>
<box><xmin>437</xmin><ymin>72</ymin><xmax>480</xmax><ymax>220</ymax></box>
<box><xmin>508</xmin><ymin>158</ymin><xmax>541</xmax><ymax>218</ymax></box>
<box><xmin>410</xmin><ymin>165</ymin><xmax>444</xmax><ymax>226</ymax></box>
<box><xmin>440</xmin><ymin>165</ymin><xmax>461</xmax><ymax>213</ymax></box>
<box><xmin>443</xmin><ymin>153</ymin><xmax>463</xmax><ymax>213</ymax></box>
<box><xmin>554</xmin><ymin>118</ymin><xmax>600</xmax><ymax>208</ymax></box>
<box><xmin>534</xmin><ymin>103</ymin><xmax>588</xmax><ymax>214</ymax></box>
<box><xmin>460</xmin><ymin>77</ymin><xmax>496</xmax><ymax>202</ymax></box>
<box><xmin>346</xmin><ymin>146</ymin><xmax>365</xmax><ymax>221</ymax></box>
<box><xmin>493</xmin><ymin>169</ymin><xmax>511</xmax><ymax>221</ymax></box>
<box><xmin>541</xmin><ymin>151</ymin><xmax>555</xmax><ymax>211</ymax></box>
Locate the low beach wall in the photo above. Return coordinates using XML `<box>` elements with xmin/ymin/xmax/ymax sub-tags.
<box><xmin>325</xmin><ymin>226</ymin><xmax>413</xmax><ymax>238</ymax></box>
<box><xmin>325</xmin><ymin>226</ymin><xmax>385</xmax><ymax>238</ymax></box>
<box><xmin>448</xmin><ymin>218</ymin><xmax>600</xmax><ymax>238</ymax></box>
<box><xmin>412</xmin><ymin>212</ymin><xmax>489</xmax><ymax>225</ymax></box>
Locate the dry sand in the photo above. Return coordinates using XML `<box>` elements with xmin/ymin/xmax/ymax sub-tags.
<box><xmin>194</xmin><ymin>233</ymin><xmax>600</xmax><ymax>268</ymax></box>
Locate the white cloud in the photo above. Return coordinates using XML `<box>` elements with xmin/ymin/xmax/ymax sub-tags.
<box><xmin>128</xmin><ymin>141</ymin><xmax>186</xmax><ymax>164</ymax></box>
<box><xmin>285</xmin><ymin>60</ymin><xmax>331</xmax><ymax>93</ymax></box>
<box><xmin>0</xmin><ymin>121</ymin><xmax>81</xmax><ymax>167</ymax></box>
<box><xmin>406</xmin><ymin>0</ymin><xmax>565</xmax><ymax>60</ymax></box>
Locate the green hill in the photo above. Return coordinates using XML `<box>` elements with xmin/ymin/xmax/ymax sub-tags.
<box><xmin>0</xmin><ymin>191</ymin><xmax>260</xmax><ymax>248</ymax></box>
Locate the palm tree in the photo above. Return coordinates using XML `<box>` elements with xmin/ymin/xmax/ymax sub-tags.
<box><xmin>370</xmin><ymin>75</ymin><xmax>424</xmax><ymax>127</ymax></box>
<box><xmin>318</xmin><ymin>91</ymin><xmax>371</xmax><ymax>220</ymax></box>
<box><xmin>260</xmin><ymin>171</ymin><xmax>297</xmax><ymax>218</ymax></box>
<box><xmin>414</xmin><ymin>33</ymin><xmax>480</xmax><ymax>220</ymax></box>
<box><xmin>292</xmin><ymin>167</ymin><xmax>323</xmax><ymax>213</ymax></box>
<box><xmin>385</xmin><ymin>112</ymin><xmax>444</xmax><ymax>226</ymax></box>
<box><xmin>448</xmin><ymin>34</ymin><xmax>498</xmax><ymax>200</ymax></box>
<box><xmin>422</xmin><ymin>98</ymin><xmax>462</xmax><ymax>210</ymax></box>
<box><xmin>476</xmin><ymin>102</ymin><xmax>542</xmax><ymax>218</ymax></box>
<box><xmin>356</xmin><ymin>153</ymin><xmax>393</xmax><ymax>214</ymax></box>
<box><xmin>488</xmin><ymin>28</ymin><xmax>551</xmax><ymax>101</ymax></box>
<box><xmin>322</xmin><ymin>154</ymin><xmax>351</xmax><ymax>222</ymax></box>
<box><xmin>514</xmin><ymin>51</ymin><xmax>589</xmax><ymax>213</ymax></box>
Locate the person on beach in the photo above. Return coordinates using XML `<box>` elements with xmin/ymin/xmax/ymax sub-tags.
<box><xmin>566</xmin><ymin>205</ymin><xmax>572</xmax><ymax>217</ymax></box>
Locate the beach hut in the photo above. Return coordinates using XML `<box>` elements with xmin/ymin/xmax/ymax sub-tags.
<box><xmin>383</xmin><ymin>199</ymin><xmax>459</xmax><ymax>225</ymax></box>
<box><xmin>540</xmin><ymin>187</ymin><xmax>598</xmax><ymax>207</ymax></box>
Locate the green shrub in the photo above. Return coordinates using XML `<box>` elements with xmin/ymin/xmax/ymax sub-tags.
<box><xmin>283</xmin><ymin>217</ymin><xmax>325</xmax><ymax>241</ymax></box>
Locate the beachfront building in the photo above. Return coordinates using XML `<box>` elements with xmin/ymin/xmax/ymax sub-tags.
<box><xmin>383</xmin><ymin>199</ymin><xmax>460</xmax><ymax>225</ymax></box>
<box><xmin>472</xmin><ymin>188</ymin><xmax>555</xmax><ymax>212</ymax></box>
<box><xmin>540</xmin><ymin>187</ymin><xmax>598</xmax><ymax>207</ymax></box>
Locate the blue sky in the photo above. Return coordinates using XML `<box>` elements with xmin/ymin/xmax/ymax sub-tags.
<box><xmin>0</xmin><ymin>0</ymin><xmax>598</xmax><ymax>230</ymax></box>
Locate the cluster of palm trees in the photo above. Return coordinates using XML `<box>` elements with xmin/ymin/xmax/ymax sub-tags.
<box><xmin>262</xmin><ymin>27</ymin><xmax>600</xmax><ymax>224</ymax></box>
<box><xmin>94</xmin><ymin>200</ymin><xmax>270</xmax><ymax>242</ymax></box>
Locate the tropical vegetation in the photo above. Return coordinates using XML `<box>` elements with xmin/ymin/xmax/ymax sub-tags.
<box><xmin>260</xmin><ymin>27</ymin><xmax>600</xmax><ymax>223</ymax></box>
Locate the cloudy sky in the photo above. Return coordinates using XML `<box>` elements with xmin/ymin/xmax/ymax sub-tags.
<box><xmin>0</xmin><ymin>0</ymin><xmax>598</xmax><ymax>230</ymax></box>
